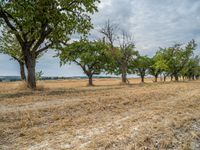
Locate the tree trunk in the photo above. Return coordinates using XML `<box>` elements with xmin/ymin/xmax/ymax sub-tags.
<box><xmin>19</xmin><ymin>61</ymin><xmax>26</xmax><ymax>81</ymax></box>
<box><xmin>141</xmin><ymin>76</ymin><xmax>144</xmax><ymax>83</ymax></box>
<box><xmin>170</xmin><ymin>75</ymin><xmax>173</xmax><ymax>81</ymax></box>
<box><xmin>121</xmin><ymin>66</ymin><xmax>127</xmax><ymax>84</ymax></box>
<box><xmin>174</xmin><ymin>74</ymin><xmax>179</xmax><ymax>81</ymax></box>
<box><xmin>23</xmin><ymin>47</ymin><xmax>36</xmax><ymax>90</ymax></box>
<box><xmin>192</xmin><ymin>75</ymin><xmax>195</xmax><ymax>80</ymax></box>
<box><xmin>154</xmin><ymin>74</ymin><xmax>158</xmax><ymax>82</ymax></box>
<box><xmin>26</xmin><ymin>59</ymin><xmax>36</xmax><ymax>90</ymax></box>
<box><xmin>121</xmin><ymin>72</ymin><xmax>127</xmax><ymax>84</ymax></box>
<box><xmin>164</xmin><ymin>75</ymin><xmax>166</xmax><ymax>82</ymax></box>
<box><xmin>88</xmin><ymin>74</ymin><xmax>93</xmax><ymax>86</ymax></box>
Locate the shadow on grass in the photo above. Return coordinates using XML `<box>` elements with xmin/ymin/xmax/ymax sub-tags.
<box><xmin>1</xmin><ymin>80</ymin><xmax>199</xmax><ymax>100</ymax></box>
<box><xmin>0</xmin><ymin>85</ymin><xmax>124</xmax><ymax>99</ymax></box>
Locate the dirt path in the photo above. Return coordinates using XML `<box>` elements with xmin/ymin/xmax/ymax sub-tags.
<box><xmin>28</xmin><ymin>87</ymin><xmax>200</xmax><ymax>150</ymax></box>
<box><xmin>0</xmin><ymin>80</ymin><xmax>200</xmax><ymax>150</ymax></box>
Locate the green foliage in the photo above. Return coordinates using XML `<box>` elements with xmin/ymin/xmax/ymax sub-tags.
<box><xmin>0</xmin><ymin>0</ymin><xmax>100</xmax><ymax>46</ymax></box>
<box><xmin>148</xmin><ymin>50</ymin><xmax>169</xmax><ymax>80</ymax></box>
<box><xmin>0</xmin><ymin>28</ymin><xmax>43</xmax><ymax>62</ymax></box>
<box><xmin>0</xmin><ymin>0</ymin><xmax>99</xmax><ymax>89</ymax></box>
<box><xmin>58</xmin><ymin>39</ymin><xmax>110</xmax><ymax>77</ymax></box>
<box><xmin>133</xmin><ymin>55</ymin><xmax>151</xmax><ymax>79</ymax></box>
<box><xmin>0</xmin><ymin>29</ymin><xmax>23</xmax><ymax>62</ymax></box>
<box><xmin>100</xmin><ymin>21</ymin><xmax>138</xmax><ymax>83</ymax></box>
<box><xmin>158</xmin><ymin>40</ymin><xmax>196</xmax><ymax>80</ymax></box>
<box><xmin>182</xmin><ymin>55</ymin><xmax>200</xmax><ymax>79</ymax></box>
<box><xmin>36</xmin><ymin>70</ymin><xmax>43</xmax><ymax>81</ymax></box>
<box><xmin>107</xmin><ymin>45</ymin><xmax>138</xmax><ymax>75</ymax></box>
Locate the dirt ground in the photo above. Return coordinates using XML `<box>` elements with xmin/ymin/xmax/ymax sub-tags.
<box><xmin>0</xmin><ymin>78</ymin><xmax>200</xmax><ymax>150</ymax></box>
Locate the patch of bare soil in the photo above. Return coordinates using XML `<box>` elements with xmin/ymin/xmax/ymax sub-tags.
<box><xmin>0</xmin><ymin>79</ymin><xmax>200</xmax><ymax>150</ymax></box>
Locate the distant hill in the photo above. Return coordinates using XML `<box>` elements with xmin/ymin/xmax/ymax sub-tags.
<box><xmin>0</xmin><ymin>75</ymin><xmax>116</xmax><ymax>82</ymax></box>
<box><xmin>0</xmin><ymin>76</ymin><xmax>21</xmax><ymax>82</ymax></box>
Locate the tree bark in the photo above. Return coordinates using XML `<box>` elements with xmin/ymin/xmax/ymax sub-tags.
<box><xmin>88</xmin><ymin>75</ymin><xmax>93</xmax><ymax>86</ymax></box>
<box><xmin>154</xmin><ymin>74</ymin><xmax>158</xmax><ymax>82</ymax></box>
<box><xmin>121</xmin><ymin>72</ymin><xmax>127</xmax><ymax>84</ymax></box>
<box><xmin>141</xmin><ymin>76</ymin><xmax>144</xmax><ymax>83</ymax></box>
<box><xmin>26</xmin><ymin>59</ymin><xmax>36</xmax><ymax>90</ymax></box>
<box><xmin>121</xmin><ymin>66</ymin><xmax>128</xmax><ymax>84</ymax></box>
<box><xmin>19</xmin><ymin>61</ymin><xmax>26</xmax><ymax>81</ymax></box>
<box><xmin>164</xmin><ymin>75</ymin><xmax>166</xmax><ymax>82</ymax></box>
<box><xmin>174</xmin><ymin>74</ymin><xmax>179</xmax><ymax>81</ymax></box>
<box><xmin>170</xmin><ymin>75</ymin><xmax>173</xmax><ymax>81</ymax></box>
<box><xmin>23</xmin><ymin>46</ymin><xmax>36</xmax><ymax>90</ymax></box>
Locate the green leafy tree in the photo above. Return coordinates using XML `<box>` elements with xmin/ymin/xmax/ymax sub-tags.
<box><xmin>0</xmin><ymin>0</ymin><xmax>99</xmax><ymax>90</ymax></box>
<box><xmin>133</xmin><ymin>55</ymin><xmax>151</xmax><ymax>83</ymax></box>
<box><xmin>57</xmin><ymin>40</ymin><xmax>109</xmax><ymax>86</ymax></box>
<box><xmin>100</xmin><ymin>21</ymin><xmax>138</xmax><ymax>84</ymax></box>
<box><xmin>182</xmin><ymin>55</ymin><xmax>200</xmax><ymax>80</ymax></box>
<box><xmin>149</xmin><ymin>56</ymin><xmax>161</xmax><ymax>82</ymax></box>
<box><xmin>0</xmin><ymin>29</ymin><xmax>26</xmax><ymax>80</ymax></box>
<box><xmin>159</xmin><ymin>40</ymin><xmax>196</xmax><ymax>81</ymax></box>
<box><xmin>149</xmin><ymin>51</ymin><xmax>169</xmax><ymax>82</ymax></box>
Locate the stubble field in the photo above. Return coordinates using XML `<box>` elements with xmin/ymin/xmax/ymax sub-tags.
<box><xmin>0</xmin><ymin>78</ymin><xmax>200</xmax><ymax>150</ymax></box>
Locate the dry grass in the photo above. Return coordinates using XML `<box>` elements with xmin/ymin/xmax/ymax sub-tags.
<box><xmin>0</xmin><ymin>78</ymin><xmax>200</xmax><ymax>150</ymax></box>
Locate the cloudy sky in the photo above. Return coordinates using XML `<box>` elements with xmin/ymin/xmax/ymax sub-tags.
<box><xmin>0</xmin><ymin>0</ymin><xmax>200</xmax><ymax>76</ymax></box>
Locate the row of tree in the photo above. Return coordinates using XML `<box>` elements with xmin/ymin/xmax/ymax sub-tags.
<box><xmin>0</xmin><ymin>0</ymin><xmax>100</xmax><ymax>90</ymax></box>
<box><xmin>0</xmin><ymin>1</ymin><xmax>199</xmax><ymax>89</ymax></box>
<box><xmin>1</xmin><ymin>20</ymin><xmax>199</xmax><ymax>86</ymax></box>
<box><xmin>57</xmin><ymin>21</ymin><xmax>200</xmax><ymax>85</ymax></box>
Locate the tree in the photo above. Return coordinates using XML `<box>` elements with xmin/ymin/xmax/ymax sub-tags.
<box><xmin>159</xmin><ymin>40</ymin><xmax>196</xmax><ymax>81</ymax></box>
<box><xmin>100</xmin><ymin>21</ymin><xmax>138</xmax><ymax>84</ymax></box>
<box><xmin>100</xmin><ymin>20</ymin><xmax>118</xmax><ymax>49</ymax></box>
<box><xmin>0</xmin><ymin>29</ymin><xmax>26</xmax><ymax>80</ymax></box>
<box><xmin>182</xmin><ymin>55</ymin><xmax>200</xmax><ymax>80</ymax></box>
<box><xmin>149</xmin><ymin>51</ymin><xmax>168</xmax><ymax>82</ymax></box>
<box><xmin>149</xmin><ymin>57</ymin><xmax>161</xmax><ymax>82</ymax></box>
<box><xmin>57</xmin><ymin>39</ymin><xmax>109</xmax><ymax>86</ymax></box>
<box><xmin>0</xmin><ymin>0</ymin><xmax>99</xmax><ymax>90</ymax></box>
<box><xmin>133</xmin><ymin>55</ymin><xmax>151</xmax><ymax>83</ymax></box>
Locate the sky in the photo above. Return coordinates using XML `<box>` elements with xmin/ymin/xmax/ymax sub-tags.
<box><xmin>0</xmin><ymin>0</ymin><xmax>200</xmax><ymax>76</ymax></box>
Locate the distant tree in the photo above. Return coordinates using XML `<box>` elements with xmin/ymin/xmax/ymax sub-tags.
<box><xmin>149</xmin><ymin>56</ymin><xmax>161</xmax><ymax>82</ymax></box>
<box><xmin>0</xmin><ymin>0</ymin><xmax>99</xmax><ymax>90</ymax></box>
<box><xmin>57</xmin><ymin>39</ymin><xmax>109</xmax><ymax>86</ymax></box>
<box><xmin>0</xmin><ymin>29</ymin><xmax>26</xmax><ymax>80</ymax></box>
<box><xmin>159</xmin><ymin>40</ymin><xmax>196</xmax><ymax>81</ymax></box>
<box><xmin>183</xmin><ymin>55</ymin><xmax>200</xmax><ymax>80</ymax></box>
<box><xmin>100</xmin><ymin>21</ymin><xmax>138</xmax><ymax>84</ymax></box>
<box><xmin>133</xmin><ymin>55</ymin><xmax>151</xmax><ymax>83</ymax></box>
<box><xmin>0</xmin><ymin>29</ymin><xmax>43</xmax><ymax>81</ymax></box>
<box><xmin>149</xmin><ymin>51</ymin><xmax>169</xmax><ymax>82</ymax></box>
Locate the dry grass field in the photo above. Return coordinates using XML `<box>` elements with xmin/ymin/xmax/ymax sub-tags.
<box><xmin>0</xmin><ymin>78</ymin><xmax>200</xmax><ymax>150</ymax></box>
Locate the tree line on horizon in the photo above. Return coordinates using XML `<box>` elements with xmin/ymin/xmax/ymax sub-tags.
<box><xmin>0</xmin><ymin>0</ymin><xmax>199</xmax><ymax>90</ymax></box>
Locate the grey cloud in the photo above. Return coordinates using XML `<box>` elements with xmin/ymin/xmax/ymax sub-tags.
<box><xmin>92</xmin><ymin>0</ymin><xmax>200</xmax><ymax>55</ymax></box>
<box><xmin>0</xmin><ymin>0</ymin><xmax>200</xmax><ymax>76</ymax></box>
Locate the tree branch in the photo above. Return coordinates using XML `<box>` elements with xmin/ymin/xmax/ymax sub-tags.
<box><xmin>36</xmin><ymin>42</ymin><xmax>53</xmax><ymax>56</ymax></box>
<box><xmin>0</xmin><ymin>8</ymin><xmax>24</xmax><ymax>47</ymax></box>
<box><xmin>32</xmin><ymin>24</ymin><xmax>53</xmax><ymax>52</ymax></box>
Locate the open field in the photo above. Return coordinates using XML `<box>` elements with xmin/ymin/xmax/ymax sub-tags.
<box><xmin>0</xmin><ymin>78</ymin><xmax>200</xmax><ymax>150</ymax></box>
